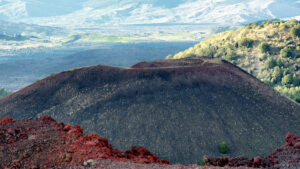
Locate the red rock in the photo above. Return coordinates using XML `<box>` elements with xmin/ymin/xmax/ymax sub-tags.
<box><xmin>37</xmin><ymin>116</ymin><xmax>57</xmax><ymax>122</ymax></box>
<box><xmin>7</xmin><ymin>128</ymin><xmax>14</xmax><ymax>134</ymax></box>
<box><xmin>285</xmin><ymin>133</ymin><xmax>298</xmax><ymax>146</ymax></box>
<box><xmin>0</xmin><ymin>116</ymin><xmax>16</xmax><ymax>125</ymax></box>
<box><xmin>0</xmin><ymin>116</ymin><xmax>170</xmax><ymax>168</ymax></box>
<box><xmin>252</xmin><ymin>157</ymin><xmax>261</xmax><ymax>167</ymax></box>
<box><xmin>294</xmin><ymin>142</ymin><xmax>300</xmax><ymax>149</ymax></box>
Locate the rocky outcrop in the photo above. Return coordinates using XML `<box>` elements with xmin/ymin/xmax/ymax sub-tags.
<box><xmin>205</xmin><ymin>133</ymin><xmax>300</xmax><ymax>169</ymax></box>
<box><xmin>0</xmin><ymin>116</ymin><xmax>169</xmax><ymax>168</ymax></box>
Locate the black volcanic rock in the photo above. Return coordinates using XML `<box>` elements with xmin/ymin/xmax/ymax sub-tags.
<box><xmin>0</xmin><ymin>57</ymin><xmax>299</xmax><ymax>164</ymax></box>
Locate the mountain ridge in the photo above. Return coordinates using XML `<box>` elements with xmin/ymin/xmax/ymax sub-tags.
<box><xmin>0</xmin><ymin>0</ymin><xmax>299</xmax><ymax>28</ymax></box>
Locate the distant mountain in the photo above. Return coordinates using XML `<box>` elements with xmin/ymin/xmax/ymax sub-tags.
<box><xmin>0</xmin><ymin>20</ymin><xmax>64</xmax><ymax>36</ymax></box>
<box><xmin>0</xmin><ymin>57</ymin><xmax>299</xmax><ymax>164</ymax></box>
<box><xmin>0</xmin><ymin>0</ymin><xmax>299</xmax><ymax>28</ymax></box>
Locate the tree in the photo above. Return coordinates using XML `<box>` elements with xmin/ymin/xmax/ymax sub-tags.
<box><xmin>238</xmin><ymin>38</ymin><xmax>254</xmax><ymax>48</ymax></box>
<box><xmin>271</xmin><ymin>66</ymin><xmax>282</xmax><ymax>84</ymax></box>
<box><xmin>280</xmin><ymin>47</ymin><xmax>293</xmax><ymax>58</ymax></box>
<box><xmin>225</xmin><ymin>48</ymin><xmax>238</xmax><ymax>60</ymax></box>
<box><xmin>264</xmin><ymin>58</ymin><xmax>277</xmax><ymax>69</ymax></box>
<box><xmin>282</xmin><ymin>74</ymin><xmax>293</xmax><ymax>85</ymax></box>
<box><xmin>290</xmin><ymin>19</ymin><xmax>298</xmax><ymax>25</ymax></box>
<box><xmin>292</xmin><ymin>74</ymin><xmax>300</xmax><ymax>86</ymax></box>
<box><xmin>259</xmin><ymin>42</ymin><xmax>270</xmax><ymax>53</ymax></box>
<box><xmin>290</xmin><ymin>27</ymin><xmax>300</xmax><ymax>38</ymax></box>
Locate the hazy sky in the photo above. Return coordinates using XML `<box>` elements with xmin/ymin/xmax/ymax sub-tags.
<box><xmin>0</xmin><ymin>0</ymin><xmax>299</xmax><ymax>27</ymax></box>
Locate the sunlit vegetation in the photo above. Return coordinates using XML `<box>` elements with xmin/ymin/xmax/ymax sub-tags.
<box><xmin>0</xmin><ymin>87</ymin><xmax>12</xmax><ymax>98</ymax></box>
<box><xmin>170</xmin><ymin>19</ymin><xmax>300</xmax><ymax>103</ymax></box>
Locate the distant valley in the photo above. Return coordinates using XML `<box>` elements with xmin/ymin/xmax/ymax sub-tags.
<box><xmin>0</xmin><ymin>42</ymin><xmax>197</xmax><ymax>91</ymax></box>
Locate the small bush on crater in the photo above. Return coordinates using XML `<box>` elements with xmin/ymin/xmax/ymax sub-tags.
<box><xmin>219</xmin><ymin>141</ymin><xmax>229</xmax><ymax>154</ymax></box>
<box><xmin>200</xmin><ymin>159</ymin><xmax>205</xmax><ymax>166</ymax></box>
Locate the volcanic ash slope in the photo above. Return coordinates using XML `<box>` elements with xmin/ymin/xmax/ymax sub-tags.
<box><xmin>0</xmin><ymin>57</ymin><xmax>299</xmax><ymax>164</ymax></box>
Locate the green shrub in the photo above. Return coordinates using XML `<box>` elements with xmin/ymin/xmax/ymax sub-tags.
<box><xmin>219</xmin><ymin>141</ymin><xmax>229</xmax><ymax>154</ymax></box>
<box><xmin>271</xmin><ymin>66</ymin><xmax>282</xmax><ymax>84</ymax></box>
<box><xmin>290</xmin><ymin>27</ymin><xmax>300</xmax><ymax>38</ymax></box>
<box><xmin>0</xmin><ymin>87</ymin><xmax>12</xmax><ymax>98</ymax></box>
<box><xmin>259</xmin><ymin>53</ymin><xmax>268</xmax><ymax>61</ymax></box>
<box><xmin>292</xmin><ymin>74</ymin><xmax>300</xmax><ymax>86</ymax></box>
<box><xmin>225</xmin><ymin>48</ymin><xmax>238</xmax><ymax>60</ymax></box>
<box><xmin>201</xmin><ymin>47</ymin><xmax>217</xmax><ymax>57</ymax></box>
<box><xmin>290</xmin><ymin>19</ymin><xmax>298</xmax><ymax>25</ymax></box>
<box><xmin>282</xmin><ymin>74</ymin><xmax>293</xmax><ymax>85</ymax></box>
<box><xmin>185</xmin><ymin>53</ymin><xmax>197</xmax><ymax>58</ymax></box>
<box><xmin>279</xmin><ymin>24</ymin><xmax>289</xmax><ymax>31</ymax></box>
<box><xmin>267</xmin><ymin>20</ymin><xmax>272</xmax><ymax>24</ymax></box>
<box><xmin>277</xmin><ymin>59</ymin><xmax>285</xmax><ymax>67</ymax></box>
<box><xmin>259</xmin><ymin>42</ymin><xmax>271</xmax><ymax>53</ymax></box>
<box><xmin>280</xmin><ymin>47</ymin><xmax>293</xmax><ymax>58</ymax></box>
<box><xmin>275</xmin><ymin>86</ymin><xmax>300</xmax><ymax>103</ymax></box>
<box><xmin>166</xmin><ymin>54</ymin><xmax>173</xmax><ymax>59</ymax></box>
<box><xmin>265</xmin><ymin>58</ymin><xmax>277</xmax><ymax>69</ymax></box>
<box><xmin>238</xmin><ymin>38</ymin><xmax>254</xmax><ymax>48</ymax></box>
<box><xmin>200</xmin><ymin>159</ymin><xmax>205</xmax><ymax>166</ymax></box>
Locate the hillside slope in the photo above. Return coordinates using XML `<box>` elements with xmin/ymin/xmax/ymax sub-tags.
<box><xmin>0</xmin><ymin>57</ymin><xmax>299</xmax><ymax>164</ymax></box>
<box><xmin>170</xmin><ymin>19</ymin><xmax>300</xmax><ymax>103</ymax></box>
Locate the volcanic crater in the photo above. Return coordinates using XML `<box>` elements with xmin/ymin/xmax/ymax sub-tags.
<box><xmin>0</xmin><ymin>57</ymin><xmax>299</xmax><ymax>164</ymax></box>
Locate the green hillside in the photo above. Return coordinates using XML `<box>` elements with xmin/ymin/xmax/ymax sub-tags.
<box><xmin>168</xmin><ymin>19</ymin><xmax>300</xmax><ymax>103</ymax></box>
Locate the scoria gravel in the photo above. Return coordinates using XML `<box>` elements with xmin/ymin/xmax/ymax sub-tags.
<box><xmin>0</xmin><ymin>116</ymin><xmax>299</xmax><ymax>169</ymax></box>
<box><xmin>0</xmin><ymin>116</ymin><xmax>169</xmax><ymax>168</ymax></box>
<box><xmin>204</xmin><ymin>133</ymin><xmax>300</xmax><ymax>169</ymax></box>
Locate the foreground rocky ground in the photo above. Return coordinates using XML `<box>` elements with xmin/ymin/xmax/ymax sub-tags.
<box><xmin>0</xmin><ymin>116</ymin><xmax>299</xmax><ymax>168</ymax></box>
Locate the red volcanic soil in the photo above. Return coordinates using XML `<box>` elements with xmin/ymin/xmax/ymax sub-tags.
<box><xmin>1</xmin><ymin>116</ymin><xmax>299</xmax><ymax>169</ymax></box>
<box><xmin>205</xmin><ymin>133</ymin><xmax>300</xmax><ymax>169</ymax></box>
<box><xmin>0</xmin><ymin>116</ymin><xmax>169</xmax><ymax>168</ymax></box>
